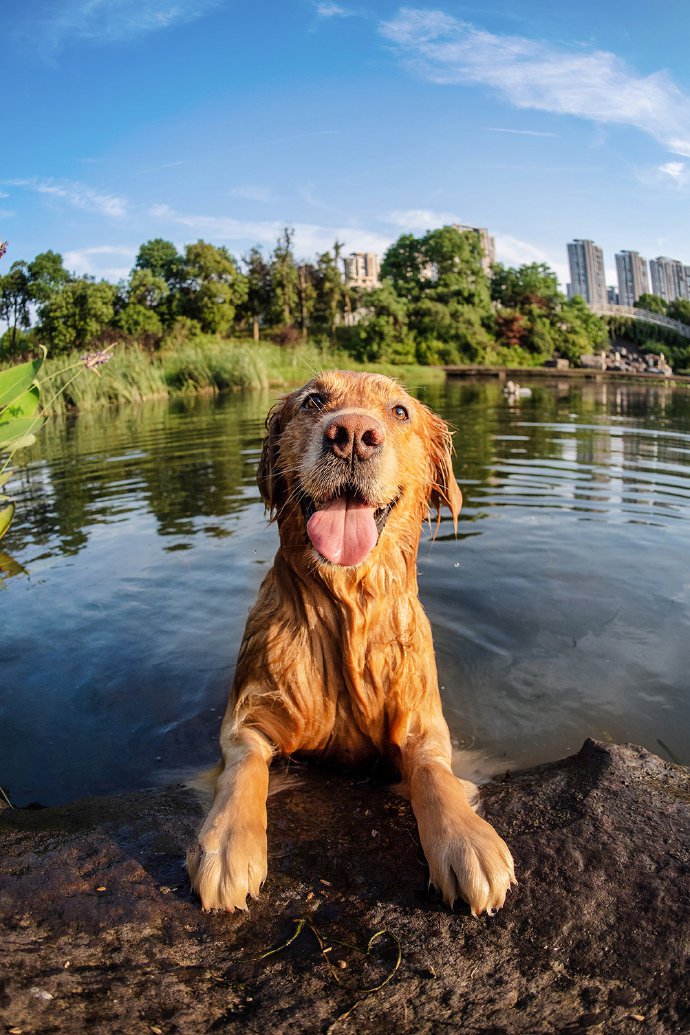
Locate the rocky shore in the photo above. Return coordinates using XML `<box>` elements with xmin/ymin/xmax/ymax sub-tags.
<box><xmin>1</xmin><ymin>740</ymin><xmax>688</xmax><ymax>1034</ymax></box>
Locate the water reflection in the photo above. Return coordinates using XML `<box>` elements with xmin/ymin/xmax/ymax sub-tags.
<box><xmin>2</xmin><ymin>377</ymin><xmax>690</xmax><ymax>805</ymax></box>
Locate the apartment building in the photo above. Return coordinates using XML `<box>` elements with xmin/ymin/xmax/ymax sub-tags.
<box><xmin>650</xmin><ymin>256</ymin><xmax>688</xmax><ymax>303</ymax></box>
<box><xmin>343</xmin><ymin>252</ymin><xmax>381</xmax><ymax>289</ymax></box>
<box><xmin>567</xmin><ymin>239</ymin><xmax>607</xmax><ymax>306</ymax></box>
<box><xmin>615</xmin><ymin>250</ymin><xmax>649</xmax><ymax>307</ymax></box>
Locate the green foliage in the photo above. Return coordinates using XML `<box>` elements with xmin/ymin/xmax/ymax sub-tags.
<box><xmin>181</xmin><ymin>241</ymin><xmax>248</xmax><ymax>334</ymax></box>
<box><xmin>162</xmin><ymin>341</ymin><xmax>268</xmax><ymax>393</ymax></box>
<box><xmin>0</xmin><ymin>261</ymin><xmax>31</xmax><ymax>353</ymax></box>
<box><xmin>635</xmin><ymin>293</ymin><xmax>667</xmax><ymax>314</ymax></box>
<box><xmin>39</xmin><ymin>279</ymin><xmax>118</xmax><ymax>354</ymax></box>
<box><xmin>352</xmin><ymin>282</ymin><xmax>412</xmax><ymax>362</ymax></box>
<box><xmin>490</xmin><ymin>265</ymin><xmax>607</xmax><ymax>364</ymax></box>
<box><xmin>0</xmin><ymin>352</ymin><xmax>46</xmax><ymax>541</ymax></box>
<box><xmin>382</xmin><ymin>226</ymin><xmax>491</xmax><ymax>313</ymax></box>
<box><xmin>379</xmin><ymin>234</ymin><xmax>424</xmax><ymax>300</ymax></box>
<box><xmin>667</xmin><ymin>298</ymin><xmax>690</xmax><ymax>325</ymax></box>
<box><xmin>3</xmin><ymin>225</ymin><xmax>619</xmax><ymax>376</ymax></box>
<box><xmin>26</xmin><ymin>250</ymin><xmax>70</xmax><ymax>302</ymax></box>
<box><xmin>135</xmin><ymin>238</ymin><xmax>184</xmax><ymax>289</ymax></box>
<box><xmin>38</xmin><ymin>345</ymin><xmax>166</xmax><ymax>412</ymax></box>
<box><xmin>606</xmin><ymin>313</ymin><xmax>689</xmax><ymax>369</ymax></box>
<box><xmin>269</xmin><ymin>227</ymin><xmax>299</xmax><ymax>327</ymax></box>
<box><xmin>490</xmin><ymin>262</ymin><xmax>560</xmax><ymax>311</ymax></box>
<box><xmin>115</xmin><ymin>303</ymin><xmax>163</xmax><ymax>341</ymax></box>
<box><xmin>554</xmin><ymin>296</ymin><xmax>608</xmax><ymax>363</ymax></box>
<box><xmin>241</xmin><ymin>247</ymin><xmax>272</xmax><ymax>339</ymax></box>
<box><xmin>310</xmin><ymin>244</ymin><xmax>345</xmax><ymax>339</ymax></box>
<box><xmin>161</xmin><ymin>315</ymin><xmax>203</xmax><ymax>350</ymax></box>
<box><xmin>0</xmin><ymin>326</ymin><xmax>35</xmax><ymax>357</ymax></box>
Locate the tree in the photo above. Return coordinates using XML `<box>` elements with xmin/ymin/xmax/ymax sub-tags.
<box><xmin>379</xmin><ymin>234</ymin><xmax>425</xmax><ymax>301</ymax></box>
<box><xmin>242</xmin><ymin>247</ymin><xmax>272</xmax><ymax>341</ymax></box>
<box><xmin>296</xmin><ymin>262</ymin><xmax>317</xmax><ymax>340</ymax></box>
<box><xmin>27</xmin><ymin>250</ymin><xmax>71</xmax><ymax>303</ymax></box>
<box><xmin>39</xmin><ymin>279</ymin><xmax>117</xmax><ymax>353</ymax></box>
<box><xmin>269</xmin><ymin>228</ymin><xmax>299</xmax><ymax>328</ymax></box>
<box><xmin>135</xmin><ymin>239</ymin><xmax>184</xmax><ymax>288</ymax></box>
<box><xmin>421</xmin><ymin>226</ymin><xmax>492</xmax><ymax>311</ymax></box>
<box><xmin>135</xmin><ymin>239</ymin><xmax>184</xmax><ymax>326</ymax></box>
<box><xmin>127</xmin><ymin>268</ymin><xmax>168</xmax><ymax>309</ymax></box>
<box><xmin>0</xmin><ymin>261</ymin><xmax>31</xmax><ymax>352</ymax></box>
<box><xmin>667</xmin><ymin>298</ymin><xmax>690</xmax><ymax>325</ymax></box>
<box><xmin>180</xmin><ymin>241</ymin><xmax>248</xmax><ymax>335</ymax></box>
<box><xmin>311</xmin><ymin>244</ymin><xmax>345</xmax><ymax>340</ymax></box>
<box><xmin>635</xmin><ymin>293</ymin><xmax>667</xmax><ymax>314</ymax></box>
<box><xmin>381</xmin><ymin>226</ymin><xmax>492</xmax><ymax>313</ymax></box>
<box><xmin>490</xmin><ymin>263</ymin><xmax>560</xmax><ymax>313</ymax></box>
<box><xmin>553</xmin><ymin>296</ymin><xmax>608</xmax><ymax>364</ymax></box>
<box><xmin>353</xmin><ymin>282</ymin><xmax>412</xmax><ymax>362</ymax></box>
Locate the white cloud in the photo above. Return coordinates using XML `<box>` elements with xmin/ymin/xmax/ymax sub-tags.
<box><xmin>26</xmin><ymin>0</ymin><xmax>223</xmax><ymax>52</ymax></box>
<box><xmin>487</xmin><ymin>127</ymin><xmax>558</xmax><ymax>138</ymax></box>
<box><xmin>658</xmin><ymin>161</ymin><xmax>686</xmax><ymax>183</ymax></box>
<box><xmin>380</xmin><ymin>8</ymin><xmax>690</xmax><ymax>157</ymax></box>
<box><xmin>493</xmin><ymin>233</ymin><xmax>567</xmax><ymax>285</ymax></box>
<box><xmin>229</xmin><ymin>184</ymin><xmax>274</xmax><ymax>203</ymax></box>
<box><xmin>0</xmin><ymin>209</ymin><xmax>16</xmax><ymax>219</ymax></box>
<box><xmin>7</xmin><ymin>178</ymin><xmax>128</xmax><ymax>218</ymax></box>
<box><xmin>315</xmin><ymin>3</ymin><xmax>355</xmax><ymax>17</ymax></box>
<box><xmin>149</xmin><ymin>203</ymin><xmax>392</xmax><ymax>258</ymax></box>
<box><xmin>385</xmin><ymin>208</ymin><xmax>460</xmax><ymax>231</ymax></box>
<box><xmin>637</xmin><ymin>160</ymin><xmax>690</xmax><ymax>192</ymax></box>
<box><xmin>63</xmin><ymin>245</ymin><xmax>137</xmax><ymax>280</ymax></box>
<box><xmin>138</xmin><ymin>161</ymin><xmax>185</xmax><ymax>175</ymax></box>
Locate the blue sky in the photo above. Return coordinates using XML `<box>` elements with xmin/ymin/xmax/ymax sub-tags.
<box><xmin>2</xmin><ymin>0</ymin><xmax>690</xmax><ymax>288</ymax></box>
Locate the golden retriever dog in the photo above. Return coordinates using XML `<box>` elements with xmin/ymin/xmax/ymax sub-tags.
<box><xmin>187</xmin><ymin>370</ymin><xmax>515</xmax><ymax>915</ymax></box>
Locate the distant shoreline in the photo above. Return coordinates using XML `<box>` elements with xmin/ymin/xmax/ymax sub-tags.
<box><xmin>445</xmin><ymin>364</ymin><xmax>690</xmax><ymax>385</ymax></box>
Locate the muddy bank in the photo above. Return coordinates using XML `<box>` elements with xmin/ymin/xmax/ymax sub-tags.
<box><xmin>1</xmin><ymin>740</ymin><xmax>688</xmax><ymax>1034</ymax></box>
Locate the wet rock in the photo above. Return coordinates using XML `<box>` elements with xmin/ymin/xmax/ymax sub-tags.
<box><xmin>0</xmin><ymin>740</ymin><xmax>688</xmax><ymax>1033</ymax></box>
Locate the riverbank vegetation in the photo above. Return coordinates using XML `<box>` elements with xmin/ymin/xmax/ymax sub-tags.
<box><xmin>32</xmin><ymin>340</ymin><xmax>442</xmax><ymax>416</ymax></box>
<box><xmin>2</xmin><ymin>227</ymin><xmax>689</xmax><ymax>409</ymax></box>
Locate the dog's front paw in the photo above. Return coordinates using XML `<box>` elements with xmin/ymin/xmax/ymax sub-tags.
<box><xmin>416</xmin><ymin>781</ymin><xmax>516</xmax><ymax>916</ymax></box>
<box><xmin>429</xmin><ymin>809</ymin><xmax>516</xmax><ymax>915</ymax></box>
<box><xmin>187</xmin><ymin>820</ymin><xmax>267</xmax><ymax>912</ymax></box>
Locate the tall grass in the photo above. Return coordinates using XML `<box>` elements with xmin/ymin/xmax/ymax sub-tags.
<box><xmin>162</xmin><ymin>339</ymin><xmax>269</xmax><ymax>393</ymax></box>
<box><xmin>2</xmin><ymin>336</ymin><xmax>445</xmax><ymax>416</ymax></box>
<box><xmin>39</xmin><ymin>346</ymin><xmax>167</xmax><ymax>415</ymax></box>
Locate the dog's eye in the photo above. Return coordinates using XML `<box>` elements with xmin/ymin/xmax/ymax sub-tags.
<box><xmin>392</xmin><ymin>404</ymin><xmax>409</xmax><ymax>421</ymax></box>
<box><xmin>302</xmin><ymin>393</ymin><xmax>325</xmax><ymax>411</ymax></box>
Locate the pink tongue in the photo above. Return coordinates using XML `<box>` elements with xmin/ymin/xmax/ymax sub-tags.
<box><xmin>307</xmin><ymin>496</ymin><xmax>378</xmax><ymax>566</ymax></box>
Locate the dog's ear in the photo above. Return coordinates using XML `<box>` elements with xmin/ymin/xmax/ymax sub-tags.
<box><xmin>426</xmin><ymin>409</ymin><xmax>463</xmax><ymax>534</ymax></box>
<box><xmin>257</xmin><ymin>398</ymin><xmax>287</xmax><ymax>516</ymax></box>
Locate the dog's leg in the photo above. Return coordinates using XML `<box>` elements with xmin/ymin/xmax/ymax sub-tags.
<box><xmin>187</xmin><ymin>725</ymin><xmax>273</xmax><ymax>911</ymax></box>
<box><xmin>401</xmin><ymin>719</ymin><xmax>516</xmax><ymax>915</ymax></box>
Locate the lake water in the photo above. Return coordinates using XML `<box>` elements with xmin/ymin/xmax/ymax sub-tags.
<box><xmin>2</xmin><ymin>375</ymin><xmax>690</xmax><ymax>806</ymax></box>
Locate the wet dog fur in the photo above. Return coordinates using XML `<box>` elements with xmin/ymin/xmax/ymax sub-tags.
<box><xmin>187</xmin><ymin>370</ymin><xmax>516</xmax><ymax>915</ymax></box>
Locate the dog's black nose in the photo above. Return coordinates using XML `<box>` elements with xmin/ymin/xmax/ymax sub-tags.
<box><xmin>324</xmin><ymin>412</ymin><xmax>385</xmax><ymax>461</ymax></box>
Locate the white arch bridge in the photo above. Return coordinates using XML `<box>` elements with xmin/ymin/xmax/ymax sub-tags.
<box><xmin>589</xmin><ymin>302</ymin><xmax>690</xmax><ymax>340</ymax></box>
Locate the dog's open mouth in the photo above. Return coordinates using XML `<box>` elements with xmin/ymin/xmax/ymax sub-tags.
<box><xmin>301</xmin><ymin>486</ymin><xmax>397</xmax><ymax>566</ymax></box>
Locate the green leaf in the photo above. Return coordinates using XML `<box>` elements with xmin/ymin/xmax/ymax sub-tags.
<box><xmin>0</xmin><ymin>503</ymin><xmax>15</xmax><ymax>540</ymax></box>
<box><xmin>0</xmin><ymin>470</ymin><xmax>12</xmax><ymax>488</ymax></box>
<box><xmin>0</xmin><ymin>356</ymin><xmax>44</xmax><ymax>410</ymax></box>
<box><xmin>2</xmin><ymin>386</ymin><xmax>40</xmax><ymax>421</ymax></box>
<box><xmin>0</xmin><ymin>416</ymin><xmax>45</xmax><ymax>449</ymax></box>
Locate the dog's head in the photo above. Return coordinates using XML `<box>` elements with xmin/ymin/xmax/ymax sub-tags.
<box><xmin>258</xmin><ymin>370</ymin><xmax>462</xmax><ymax>568</ymax></box>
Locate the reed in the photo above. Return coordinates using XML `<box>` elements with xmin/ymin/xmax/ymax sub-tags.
<box><xmin>2</xmin><ymin>336</ymin><xmax>444</xmax><ymax>416</ymax></box>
